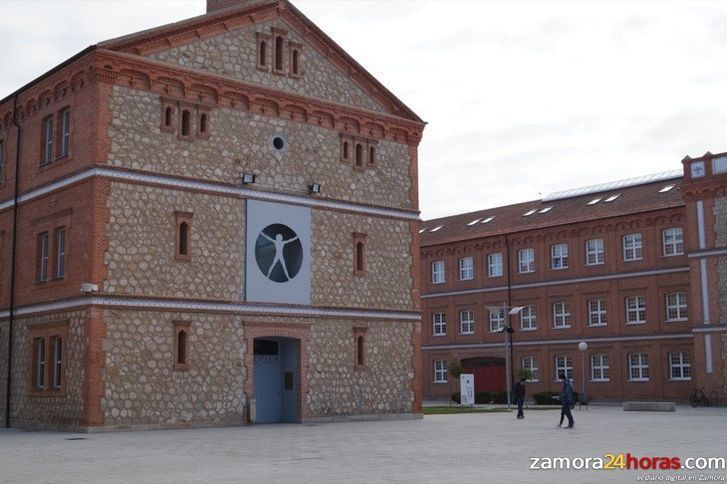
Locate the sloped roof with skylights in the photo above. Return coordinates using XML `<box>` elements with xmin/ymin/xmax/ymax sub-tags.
<box><xmin>420</xmin><ymin>170</ymin><xmax>684</xmax><ymax>247</ymax></box>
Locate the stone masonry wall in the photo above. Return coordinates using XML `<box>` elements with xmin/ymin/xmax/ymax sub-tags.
<box><xmin>105</xmin><ymin>182</ymin><xmax>245</xmax><ymax>300</ymax></box>
<box><xmin>148</xmin><ymin>17</ymin><xmax>387</xmax><ymax>113</ymax></box>
<box><xmin>107</xmin><ymin>86</ymin><xmax>412</xmax><ymax>210</ymax></box>
<box><xmin>311</xmin><ymin>211</ymin><xmax>412</xmax><ymax>309</ymax></box>
<box><xmin>0</xmin><ymin>321</ymin><xmax>7</xmax><ymax>424</ymax></box>
<box><xmin>8</xmin><ymin>311</ymin><xmax>86</xmax><ymax>429</ymax></box>
<box><xmin>307</xmin><ymin>319</ymin><xmax>414</xmax><ymax>417</ymax></box>
<box><xmin>105</xmin><ymin>182</ymin><xmax>413</xmax><ymax>310</ymax></box>
<box><xmin>713</xmin><ymin>198</ymin><xmax>727</xmax><ymax>325</ymax></box>
<box><xmin>102</xmin><ymin>310</ymin><xmax>246</xmax><ymax>427</ymax></box>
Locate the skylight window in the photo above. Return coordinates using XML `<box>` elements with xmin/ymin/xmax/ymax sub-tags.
<box><xmin>523</xmin><ymin>209</ymin><xmax>537</xmax><ymax>216</ymax></box>
<box><xmin>467</xmin><ymin>218</ymin><xmax>482</xmax><ymax>226</ymax></box>
<box><xmin>587</xmin><ymin>198</ymin><xmax>602</xmax><ymax>205</ymax></box>
<box><xmin>418</xmin><ymin>228</ymin><xmax>427</xmax><ymax>234</ymax></box>
<box><xmin>430</xmin><ymin>225</ymin><xmax>444</xmax><ymax>232</ymax></box>
<box><xmin>604</xmin><ymin>194</ymin><xmax>621</xmax><ymax>203</ymax></box>
<box><xmin>538</xmin><ymin>206</ymin><xmax>553</xmax><ymax>213</ymax></box>
<box><xmin>481</xmin><ymin>216</ymin><xmax>495</xmax><ymax>224</ymax></box>
<box><xmin>659</xmin><ymin>184</ymin><xmax>676</xmax><ymax>193</ymax></box>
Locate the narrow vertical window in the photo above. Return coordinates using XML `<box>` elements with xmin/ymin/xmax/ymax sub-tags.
<box><xmin>0</xmin><ymin>139</ymin><xmax>5</xmax><ymax>184</ymax></box>
<box><xmin>518</xmin><ymin>248</ymin><xmax>535</xmax><ymax>273</ymax></box>
<box><xmin>431</xmin><ymin>260</ymin><xmax>445</xmax><ymax>284</ymax></box>
<box><xmin>356</xmin><ymin>242</ymin><xmax>364</xmax><ymax>271</ymax></box>
<box><xmin>34</xmin><ymin>337</ymin><xmax>46</xmax><ymax>390</ymax></box>
<box><xmin>275</xmin><ymin>36</ymin><xmax>284</xmax><ymax>71</ymax></box>
<box><xmin>343</xmin><ymin>141</ymin><xmax>349</xmax><ymax>160</ymax></box>
<box><xmin>173</xmin><ymin>321</ymin><xmax>191</xmax><ymax>371</ymax></box>
<box><xmin>165</xmin><ymin>107</ymin><xmax>173</xmax><ymax>127</ymax></box>
<box><xmin>260</xmin><ymin>41</ymin><xmax>267</xmax><ymax>67</ymax></box>
<box><xmin>199</xmin><ymin>113</ymin><xmax>207</xmax><ymax>134</ymax></box>
<box><xmin>51</xmin><ymin>336</ymin><xmax>63</xmax><ymax>389</ymax></box>
<box><xmin>60</xmin><ymin>108</ymin><xmax>71</xmax><ymax>157</ymax></box>
<box><xmin>37</xmin><ymin>232</ymin><xmax>49</xmax><ymax>282</ymax></box>
<box><xmin>355</xmin><ymin>143</ymin><xmax>363</xmax><ymax>167</ymax></box>
<box><xmin>42</xmin><ymin>116</ymin><xmax>54</xmax><ymax>164</ymax></box>
<box><xmin>292</xmin><ymin>49</ymin><xmax>299</xmax><ymax>75</ymax></box>
<box><xmin>488</xmin><ymin>252</ymin><xmax>503</xmax><ymax>277</ymax></box>
<box><xmin>353</xmin><ymin>232</ymin><xmax>367</xmax><ymax>275</ymax></box>
<box><xmin>175</xmin><ymin>212</ymin><xmax>193</xmax><ymax>261</ymax></box>
<box><xmin>55</xmin><ymin>227</ymin><xmax>66</xmax><ymax>279</ymax></box>
<box><xmin>181</xmin><ymin>110</ymin><xmax>191</xmax><ymax>137</ymax></box>
<box><xmin>368</xmin><ymin>146</ymin><xmax>376</xmax><ymax>166</ymax></box>
<box><xmin>458</xmin><ymin>256</ymin><xmax>474</xmax><ymax>280</ymax></box>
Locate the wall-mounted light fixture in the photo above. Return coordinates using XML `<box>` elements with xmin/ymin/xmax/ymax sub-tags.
<box><xmin>242</xmin><ymin>173</ymin><xmax>257</xmax><ymax>185</ymax></box>
<box><xmin>308</xmin><ymin>182</ymin><xmax>321</xmax><ymax>195</ymax></box>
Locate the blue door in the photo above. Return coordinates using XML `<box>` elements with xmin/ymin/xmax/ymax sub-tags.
<box><xmin>253</xmin><ymin>339</ymin><xmax>282</xmax><ymax>423</ymax></box>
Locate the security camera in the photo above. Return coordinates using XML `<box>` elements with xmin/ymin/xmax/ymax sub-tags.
<box><xmin>80</xmin><ymin>283</ymin><xmax>98</xmax><ymax>293</ymax></box>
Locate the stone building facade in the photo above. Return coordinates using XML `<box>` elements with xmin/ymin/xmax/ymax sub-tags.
<box><xmin>421</xmin><ymin>160</ymin><xmax>727</xmax><ymax>403</ymax></box>
<box><xmin>0</xmin><ymin>0</ymin><xmax>425</xmax><ymax>431</ymax></box>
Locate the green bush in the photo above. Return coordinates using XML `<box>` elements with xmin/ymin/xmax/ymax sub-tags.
<box><xmin>448</xmin><ymin>360</ymin><xmax>463</xmax><ymax>379</ymax></box>
<box><xmin>475</xmin><ymin>392</ymin><xmax>492</xmax><ymax>404</ymax></box>
<box><xmin>492</xmin><ymin>390</ymin><xmax>508</xmax><ymax>404</ymax></box>
<box><xmin>533</xmin><ymin>391</ymin><xmax>559</xmax><ymax>405</ymax></box>
<box><xmin>451</xmin><ymin>392</ymin><xmax>461</xmax><ymax>404</ymax></box>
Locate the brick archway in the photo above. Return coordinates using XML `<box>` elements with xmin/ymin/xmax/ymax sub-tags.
<box><xmin>243</xmin><ymin>322</ymin><xmax>310</xmax><ymax>422</ymax></box>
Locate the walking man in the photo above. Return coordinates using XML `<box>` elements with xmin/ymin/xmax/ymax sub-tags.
<box><xmin>557</xmin><ymin>373</ymin><xmax>574</xmax><ymax>428</ymax></box>
<box><xmin>514</xmin><ymin>377</ymin><xmax>526</xmax><ymax>419</ymax></box>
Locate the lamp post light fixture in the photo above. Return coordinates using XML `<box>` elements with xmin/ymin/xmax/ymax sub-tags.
<box><xmin>578</xmin><ymin>341</ymin><xmax>588</xmax><ymax>405</ymax></box>
<box><xmin>488</xmin><ymin>304</ymin><xmax>525</xmax><ymax>409</ymax></box>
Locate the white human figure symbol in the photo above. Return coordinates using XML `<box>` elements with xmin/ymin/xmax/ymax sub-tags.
<box><xmin>261</xmin><ymin>231</ymin><xmax>299</xmax><ymax>280</ymax></box>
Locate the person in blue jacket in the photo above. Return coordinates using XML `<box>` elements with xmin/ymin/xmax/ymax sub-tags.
<box><xmin>557</xmin><ymin>373</ymin><xmax>574</xmax><ymax>428</ymax></box>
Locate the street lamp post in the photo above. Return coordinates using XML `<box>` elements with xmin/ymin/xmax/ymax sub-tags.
<box><xmin>578</xmin><ymin>341</ymin><xmax>588</xmax><ymax>406</ymax></box>
<box><xmin>488</xmin><ymin>304</ymin><xmax>524</xmax><ymax>410</ymax></box>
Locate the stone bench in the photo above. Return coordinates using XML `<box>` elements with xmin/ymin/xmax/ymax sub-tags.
<box><xmin>623</xmin><ymin>401</ymin><xmax>676</xmax><ymax>412</ymax></box>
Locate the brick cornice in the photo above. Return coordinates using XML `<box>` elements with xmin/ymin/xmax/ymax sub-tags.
<box><xmin>91</xmin><ymin>49</ymin><xmax>424</xmax><ymax>146</ymax></box>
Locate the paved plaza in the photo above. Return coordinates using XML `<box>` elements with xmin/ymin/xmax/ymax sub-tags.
<box><xmin>1</xmin><ymin>405</ymin><xmax>726</xmax><ymax>484</ymax></box>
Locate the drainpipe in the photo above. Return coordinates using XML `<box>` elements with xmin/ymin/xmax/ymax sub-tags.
<box><xmin>5</xmin><ymin>93</ymin><xmax>21</xmax><ymax>428</ymax></box>
<box><xmin>504</xmin><ymin>233</ymin><xmax>514</xmax><ymax>392</ymax></box>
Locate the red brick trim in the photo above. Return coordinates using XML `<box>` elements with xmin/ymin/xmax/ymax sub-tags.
<box><xmin>255</xmin><ymin>32</ymin><xmax>272</xmax><ymax>71</ymax></box>
<box><xmin>27</xmin><ymin>320</ymin><xmax>69</xmax><ymax>397</ymax></box>
<box><xmin>82</xmin><ymin>307</ymin><xmax>106</xmax><ymax>426</ymax></box>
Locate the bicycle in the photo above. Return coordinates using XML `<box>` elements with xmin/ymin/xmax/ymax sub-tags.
<box><xmin>689</xmin><ymin>387</ymin><xmax>711</xmax><ymax>407</ymax></box>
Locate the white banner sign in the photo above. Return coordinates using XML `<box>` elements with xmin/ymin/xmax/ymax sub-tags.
<box><xmin>460</xmin><ymin>374</ymin><xmax>475</xmax><ymax>405</ymax></box>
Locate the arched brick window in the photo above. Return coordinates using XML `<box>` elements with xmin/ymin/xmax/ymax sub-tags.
<box><xmin>354</xmin><ymin>326</ymin><xmax>367</xmax><ymax>370</ymax></box>
<box><xmin>181</xmin><ymin>109</ymin><xmax>191</xmax><ymax>137</ymax></box>
<box><xmin>173</xmin><ymin>321</ymin><xmax>191</xmax><ymax>371</ymax></box>
<box><xmin>353</xmin><ymin>232</ymin><xmax>367</xmax><ymax>275</ymax></box>
<box><xmin>275</xmin><ymin>36</ymin><xmax>284</xmax><ymax>71</ymax></box>
<box><xmin>175</xmin><ymin>211</ymin><xmax>193</xmax><ymax>261</ymax></box>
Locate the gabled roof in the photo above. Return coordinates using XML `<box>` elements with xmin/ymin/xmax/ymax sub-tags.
<box><xmin>420</xmin><ymin>172</ymin><xmax>685</xmax><ymax>247</ymax></box>
<box><xmin>97</xmin><ymin>0</ymin><xmax>423</xmax><ymax>123</ymax></box>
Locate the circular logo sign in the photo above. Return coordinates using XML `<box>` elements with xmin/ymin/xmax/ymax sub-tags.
<box><xmin>255</xmin><ymin>224</ymin><xmax>303</xmax><ymax>283</ymax></box>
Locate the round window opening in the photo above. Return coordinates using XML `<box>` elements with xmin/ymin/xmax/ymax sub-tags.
<box><xmin>272</xmin><ymin>136</ymin><xmax>285</xmax><ymax>151</ymax></box>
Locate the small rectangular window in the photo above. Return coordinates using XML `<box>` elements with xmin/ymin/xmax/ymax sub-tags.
<box><xmin>518</xmin><ymin>248</ymin><xmax>534</xmax><ymax>273</ymax></box>
<box><xmin>432</xmin><ymin>313</ymin><xmax>446</xmax><ymax>336</ymax></box>
<box><xmin>458</xmin><ymin>256</ymin><xmax>473</xmax><ymax>280</ymax></box>
<box><xmin>51</xmin><ymin>336</ymin><xmax>63</xmax><ymax>389</ymax></box>
<box><xmin>623</xmin><ymin>233</ymin><xmax>643</xmax><ymax>261</ymax></box>
<box><xmin>553</xmin><ymin>302</ymin><xmax>571</xmax><ymax>328</ymax></box>
<box><xmin>628</xmin><ymin>353</ymin><xmax>649</xmax><ymax>381</ymax></box>
<box><xmin>588</xmin><ymin>299</ymin><xmax>607</xmax><ymax>326</ymax></box>
<box><xmin>489</xmin><ymin>307</ymin><xmax>505</xmax><ymax>332</ymax></box>
<box><xmin>668</xmin><ymin>352</ymin><xmax>691</xmax><ymax>380</ymax></box>
<box><xmin>431</xmin><ymin>260</ymin><xmax>445</xmax><ymax>284</ymax></box>
<box><xmin>625</xmin><ymin>296</ymin><xmax>646</xmax><ymax>324</ymax></box>
<box><xmin>662</xmin><ymin>228</ymin><xmax>684</xmax><ymax>256</ymax></box>
<box><xmin>353</xmin><ymin>233</ymin><xmax>367</xmax><ymax>276</ymax></box>
<box><xmin>60</xmin><ymin>108</ymin><xmax>71</xmax><ymax>158</ymax></box>
<box><xmin>33</xmin><ymin>337</ymin><xmax>46</xmax><ymax>390</ymax></box>
<box><xmin>666</xmin><ymin>292</ymin><xmax>687</xmax><ymax>321</ymax></box>
<box><xmin>354</xmin><ymin>327</ymin><xmax>367</xmax><ymax>370</ymax></box>
<box><xmin>459</xmin><ymin>310</ymin><xmax>474</xmax><ymax>335</ymax></box>
<box><xmin>488</xmin><ymin>252</ymin><xmax>503</xmax><ymax>277</ymax></box>
<box><xmin>433</xmin><ymin>360</ymin><xmax>447</xmax><ymax>383</ymax></box>
<box><xmin>519</xmin><ymin>305</ymin><xmax>537</xmax><ymax>330</ymax></box>
<box><xmin>521</xmin><ymin>356</ymin><xmax>539</xmax><ymax>382</ymax></box>
<box><xmin>550</xmin><ymin>243</ymin><xmax>568</xmax><ymax>269</ymax></box>
<box><xmin>585</xmin><ymin>239</ymin><xmax>604</xmax><ymax>265</ymax></box>
<box><xmin>591</xmin><ymin>354</ymin><xmax>610</xmax><ymax>381</ymax></box>
<box><xmin>28</xmin><ymin>322</ymin><xmax>68</xmax><ymax>395</ymax></box>
<box><xmin>175</xmin><ymin>212</ymin><xmax>193</xmax><ymax>261</ymax></box>
<box><xmin>173</xmin><ymin>321</ymin><xmax>191</xmax><ymax>371</ymax></box>
<box><xmin>554</xmin><ymin>355</ymin><xmax>573</xmax><ymax>380</ymax></box>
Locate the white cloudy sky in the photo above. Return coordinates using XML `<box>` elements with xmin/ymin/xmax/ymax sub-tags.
<box><xmin>2</xmin><ymin>0</ymin><xmax>727</xmax><ymax>220</ymax></box>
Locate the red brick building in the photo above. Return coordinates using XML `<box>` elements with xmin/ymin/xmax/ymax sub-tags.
<box><xmin>421</xmin><ymin>155</ymin><xmax>727</xmax><ymax>403</ymax></box>
<box><xmin>0</xmin><ymin>0</ymin><xmax>425</xmax><ymax>430</ymax></box>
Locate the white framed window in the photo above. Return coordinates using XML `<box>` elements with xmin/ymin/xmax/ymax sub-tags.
<box><xmin>489</xmin><ymin>307</ymin><xmax>506</xmax><ymax>333</ymax></box>
<box><xmin>553</xmin><ymin>302</ymin><xmax>571</xmax><ymax>328</ymax></box>
<box><xmin>520</xmin><ymin>305</ymin><xmax>537</xmax><ymax>330</ymax></box>
<box><xmin>60</xmin><ymin>108</ymin><xmax>71</xmax><ymax>158</ymax></box>
<box><xmin>665</xmin><ymin>292</ymin><xmax>687</xmax><ymax>321</ymax></box>
<box><xmin>51</xmin><ymin>336</ymin><xmax>63</xmax><ymax>389</ymax></box>
<box><xmin>588</xmin><ymin>299</ymin><xmax>607</xmax><ymax>326</ymax></box>
<box><xmin>628</xmin><ymin>353</ymin><xmax>649</xmax><ymax>381</ymax></box>
<box><xmin>458</xmin><ymin>256</ymin><xmax>474</xmax><ymax>280</ymax></box>
<box><xmin>55</xmin><ymin>227</ymin><xmax>66</xmax><ymax>279</ymax></box>
<box><xmin>518</xmin><ymin>248</ymin><xmax>534</xmax><ymax>273</ymax></box>
<box><xmin>662</xmin><ymin>228</ymin><xmax>684</xmax><ymax>256</ymax></box>
<box><xmin>433</xmin><ymin>360</ymin><xmax>447</xmax><ymax>383</ymax></box>
<box><xmin>42</xmin><ymin>116</ymin><xmax>53</xmax><ymax>164</ymax></box>
<box><xmin>668</xmin><ymin>352</ymin><xmax>691</xmax><ymax>380</ymax></box>
<box><xmin>431</xmin><ymin>260</ymin><xmax>445</xmax><ymax>284</ymax></box>
<box><xmin>38</xmin><ymin>232</ymin><xmax>49</xmax><ymax>282</ymax></box>
<box><xmin>585</xmin><ymin>238</ymin><xmax>604</xmax><ymax>266</ymax></box>
<box><xmin>591</xmin><ymin>354</ymin><xmax>610</xmax><ymax>381</ymax></box>
<box><xmin>34</xmin><ymin>337</ymin><xmax>46</xmax><ymax>390</ymax></box>
<box><xmin>460</xmin><ymin>310</ymin><xmax>474</xmax><ymax>335</ymax></box>
<box><xmin>521</xmin><ymin>356</ymin><xmax>539</xmax><ymax>382</ymax></box>
<box><xmin>625</xmin><ymin>296</ymin><xmax>646</xmax><ymax>324</ymax></box>
<box><xmin>623</xmin><ymin>233</ymin><xmax>643</xmax><ymax>261</ymax></box>
<box><xmin>432</xmin><ymin>313</ymin><xmax>446</xmax><ymax>336</ymax></box>
<box><xmin>554</xmin><ymin>355</ymin><xmax>573</xmax><ymax>380</ymax></box>
<box><xmin>550</xmin><ymin>243</ymin><xmax>568</xmax><ymax>269</ymax></box>
<box><xmin>488</xmin><ymin>252</ymin><xmax>503</xmax><ymax>277</ymax></box>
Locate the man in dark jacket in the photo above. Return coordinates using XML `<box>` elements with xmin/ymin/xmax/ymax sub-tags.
<box><xmin>558</xmin><ymin>373</ymin><xmax>574</xmax><ymax>428</ymax></box>
<box><xmin>514</xmin><ymin>378</ymin><xmax>526</xmax><ymax>419</ymax></box>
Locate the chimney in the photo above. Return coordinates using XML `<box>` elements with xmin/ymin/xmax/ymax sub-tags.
<box><xmin>207</xmin><ymin>0</ymin><xmax>261</xmax><ymax>13</ymax></box>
